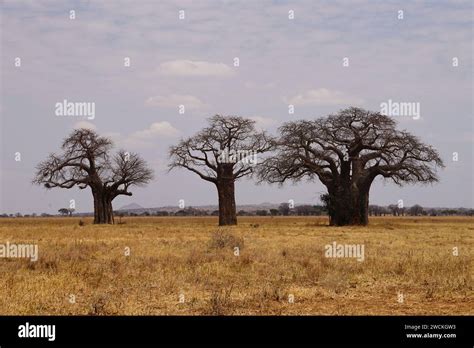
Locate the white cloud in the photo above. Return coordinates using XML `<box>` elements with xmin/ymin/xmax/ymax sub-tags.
<box><xmin>105</xmin><ymin>122</ymin><xmax>180</xmax><ymax>149</ymax></box>
<box><xmin>130</xmin><ymin>122</ymin><xmax>180</xmax><ymax>140</ymax></box>
<box><xmin>73</xmin><ymin>121</ymin><xmax>96</xmax><ymax>130</ymax></box>
<box><xmin>125</xmin><ymin>121</ymin><xmax>180</xmax><ymax>145</ymax></box>
<box><xmin>250</xmin><ymin>116</ymin><xmax>277</xmax><ymax>130</ymax></box>
<box><xmin>126</xmin><ymin>122</ymin><xmax>180</xmax><ymax>148</ymax></box>
<box><xmin>158</xmin><ymin>60</ymin><xmax>235</xmax><ymax>77</ymax></box>
<box><xmin>102</xmin><ymin>131</ymin><xmax>122</xmax><ymax>141</ymax></box>
<box><xmin>145</xmin><ymin>94</ymin><xmax>207</xmax><ymax>110</ymax></box>
<box><xmin>284</xmin><ymin>88</ymin><xmax>364</xmax><ymax>106</ymax></box>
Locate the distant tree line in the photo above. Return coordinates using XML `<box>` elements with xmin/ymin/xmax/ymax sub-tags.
<box><xmin>2</xmin><ymin>202</ymin><xmax>474</xmax><ymax>219</ymax></box>
<box><xmin>367</xmin><ymin>204</ymin><xmax>474</xmax><ymax>217</ymax></box>
<box><xmin>2</xmin><ymin>198</ymin><xmax>473</xmax><ymax>219</ymax></box>
<box><xmin>6</xmin><ymin>202</ymin><xmax>470</xmax><ymax>218</ymax></box>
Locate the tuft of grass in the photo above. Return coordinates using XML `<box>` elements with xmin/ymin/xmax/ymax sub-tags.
<box><xmin>203</xmin><ymin>285</ymin><xmax>234</xmax><ymax>315</ymax></box>
<box><xmin>208</xmin><ymin>229</ymin><xmax>244</xmax><ymax>251</ymax></box>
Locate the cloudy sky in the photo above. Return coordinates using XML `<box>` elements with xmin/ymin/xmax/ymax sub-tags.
<box><xmin>1</xmin><ymin>0</ymin><xmax>472</xmax><ymax>214</ymax></box>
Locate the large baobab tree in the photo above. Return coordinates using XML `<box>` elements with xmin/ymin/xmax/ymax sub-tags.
<box><xmin>33</xmin><ymin>128</ymin><xmax>153</xmax><ymax>224</ymax></box>
<box><xmin>259</xmin><ymin>107</ymin><xmax>444</xmax><ymax>226</ymax></box>
<box><xmin>169</xmin><ymin>115</ymin><xmax>273</xmax><ymax>225</ymax></box>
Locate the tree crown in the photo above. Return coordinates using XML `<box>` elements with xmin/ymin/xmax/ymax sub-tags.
<box><xmin>169</xmin><ymin>115</ymin><xmax>274</xmax><ymax>183</ymax></box>
<box><xmin>260</xmin><ymin>107</ymin><xmax>444</xmax><ymax>187</ymax></box>
<box><xmin>33</xmin><ymin>128</ymin><xmax>153</xmax><ymax>197</ymax></box>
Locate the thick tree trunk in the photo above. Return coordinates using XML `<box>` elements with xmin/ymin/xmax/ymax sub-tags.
<box><xmin>216</xmin><ymin>178</ymin><xmax>237</xmax><ymax>226</ymax></box>
<box><xmin>329</xmin><ymin>186</ymin><xmax>352</xmax><ymax>226</ymax></box>
<box><xmin>327</xmin><ymin>184</ymin><xmax>370</xmax><ymax>226</ymax></box>
<box><xmin>351</xmin><ymin>186</ymin><xmax>369</xmax><ymax>225</ymax></box>
<box><xmin>92</xmin><ymin>189</ymin><xmax>114</xmax><ymax>224</ymax></box>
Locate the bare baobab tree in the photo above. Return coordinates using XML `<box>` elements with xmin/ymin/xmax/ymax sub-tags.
<box><xmin>33</xmin><ymin>128</ymin><xmax>153</xmax><ymax>224</ymax></box>
<box><xmin>169</xmin><ymin>115</ymin><xmax>273</xmax><ymax>225</ymax></box>
<box><xmin>259</xmin><ymin>107</ymin><xmax>444</xmax><ymax>226</ymax></box>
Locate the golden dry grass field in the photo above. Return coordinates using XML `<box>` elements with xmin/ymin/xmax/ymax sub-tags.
<box><xmin>0</xmin><ymin>216</ymin><xmax>472</xmax><ymax>315</ymax></box>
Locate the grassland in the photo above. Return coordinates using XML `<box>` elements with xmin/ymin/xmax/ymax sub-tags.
<box><xmin>0</xmin><ymin>216</ymin><xmax>472</xmax><ymax>315</ymax></box>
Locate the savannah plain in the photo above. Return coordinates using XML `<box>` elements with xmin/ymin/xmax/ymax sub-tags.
<box><xmin>0</xmin><ymin>216</ymin><xmax>472</xmax><ymax>315</ymax></box>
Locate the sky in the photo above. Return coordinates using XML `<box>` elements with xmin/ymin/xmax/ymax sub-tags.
<box><xmin>0</xmin><ymin>0</ymin><xmax>472</xmax><ymax>214</ymax></box>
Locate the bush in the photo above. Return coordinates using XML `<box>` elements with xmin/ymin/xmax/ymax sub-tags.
<box><xmin>208</xmin><ymin>229</ymin><xmax>244</xmax><ymax>250</ymax></box>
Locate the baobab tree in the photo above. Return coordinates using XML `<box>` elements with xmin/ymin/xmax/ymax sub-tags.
<box><xmin>33</xmin><ymin>128</ymin><xmax>153</xmax><ymax>224</ymax></box>
<box><xmin>58</xmin><ymin>208</ymin><xmax>74</xmax><ymax>216</ymax></box>
<box><xmin>408</xmin><ymin>204</ymin><xmax>424</xmax><ymax>216</ymax></box>
<box><xmin>169</xmin><ymin>115</ymin><xmax>273</xmax><ymax>225</ymax></box>
<box><xmin>259</xmin><ymin>107</ymin><xmax>444</xmax><ymax>226</ymax></box>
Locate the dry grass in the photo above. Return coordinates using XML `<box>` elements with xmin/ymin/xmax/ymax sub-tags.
<box><xmin>0</xmin><ymin>216</ymin><xmax>472</xmax><ymax>315</ymax></box>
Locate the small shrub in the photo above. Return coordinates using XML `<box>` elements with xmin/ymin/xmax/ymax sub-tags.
<box><xmin>204</xmin><ymin>285</ymin><xmax>234</xmax><ymax>315</ymax></box>
<box><xmin>89</xmin><ymin>294</ymin><xmax>110</xmax><ymax>315</ymax></box>
<box><xmin>208</xmin><ymin>229</ymin><xmax>244</xmax><ymax>251</ymax></box>
<box><xmin>259</xmin><ymin>281</ymin><xmax>288</xmax><ymax>302</ymax></box>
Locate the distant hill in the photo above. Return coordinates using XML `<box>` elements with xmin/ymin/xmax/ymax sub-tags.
<box><xmin>118</xmin><ymin>203</ymin><xmax>144</xmax><ymax>211</ymax></box>
<box><xmin>115</xmin><ymin>202</ymin><xmax>284</xmax><ymax>214</ymax></box>
<box><xmin>2</xmin><ymin>201</ymin><xmax>473</xmax><ymax>217</ymax></box>
<box><xmin>65</xmin><ymin>201</ymin><xmax>473</xmax><ymax>217</ymax></box>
